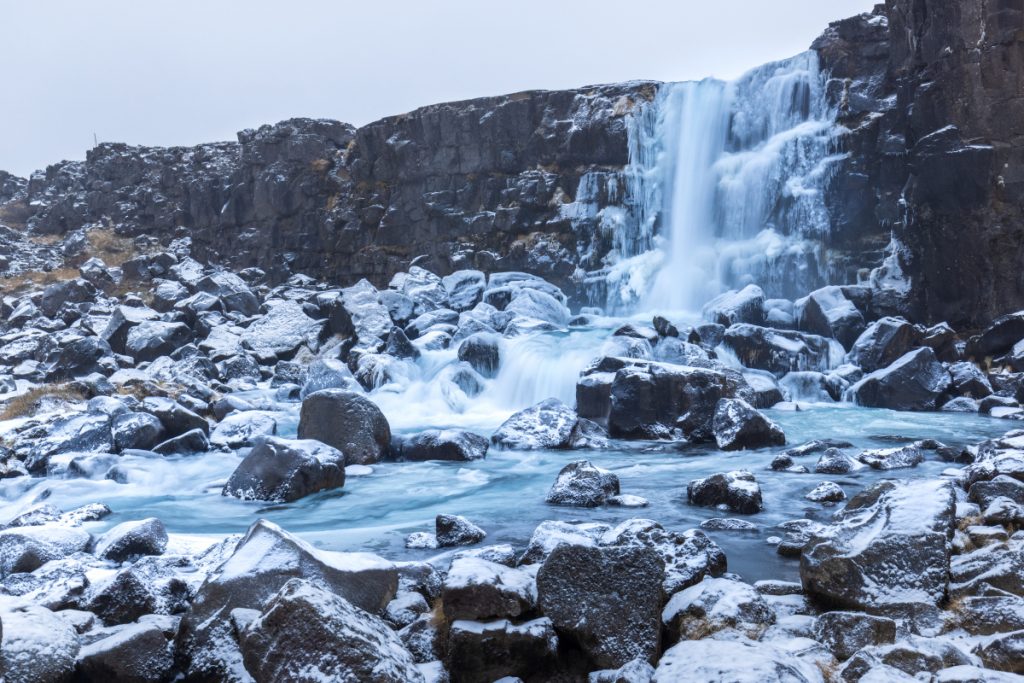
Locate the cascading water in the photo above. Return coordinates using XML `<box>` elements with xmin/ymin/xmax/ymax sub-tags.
<box><xmin>606</xmin><ymin>51</ymin><xmax>846</xmax><ymax>314</ymax></box>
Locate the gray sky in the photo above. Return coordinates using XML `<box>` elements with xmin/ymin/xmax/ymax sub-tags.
<box><xmin>2</xmin><ymin>0</ymin><xmax>876</xmax><ymax>178</ymax></box>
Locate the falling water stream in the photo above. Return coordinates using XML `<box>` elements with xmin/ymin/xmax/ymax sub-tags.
<box><xmin>0</xmin><ymin>51</ymin><xmax>1004</xmax><ymax>583</ymax></box>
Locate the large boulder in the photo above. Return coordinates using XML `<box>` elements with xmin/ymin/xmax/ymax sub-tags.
<box><xmin>969</xmin><ymin>310</ymin><xmax>1024</xmax><ymax>359</ymax></box>
<box><xmin>711</xmin><ymin>398</ymin><xmax>785</xmax><ymax>450</ymax></box>
<box><xmin>800</xmin><ymin>479</ymin><xmax>956</xmax><ymax>612</ymax></box>
<box><xmin>222</xmin><ymin>437</ymin><xmax>345</xmax><ymax>502</ymax></box>
<box><xmin>101</xmin><ymin>305</ymin><xmax>161</xmax><ymax>354</ymax></box>
<box><xmin>545</xmin><ymin>460</ymin><xmax>620</xmax><ymax>506</ymax></box>
<box><xmin>537</xmin><ymin>543</ymin><xmax>664</xmax><ymax>669</ymax></box>
<box><xmin>0</xmin><ymin>524</ymin><xmax>92</xmax><ymax>577</ymax></box>
<box><xmin>600</xmin><ymin>519</ymin><xmax>727</xmax><ymax>595</ymax></box>
<box><xmin>491</xmin><ymin>398</ymin><xmax>595</xmax><ymax>450</ymax></box>
<box><xmin>299</xmin><ymin>358</ymin><xmax>361</xmax><ymax>398</ymax></box>
<box><xmin>111</xmin><ymin>411</ymin><xmax>166</xmax><ymax>452</ymax></box>
<box><xmin>435</xmin><ymin>514</ymin><xmax>486</xmax><ymax>548</ymax></box>
<box><xmin>687</xmin><ymin>471</ymin><xmax>763</xmax><ymax>514</ymax></box>
<box><xmin>795</xmin><ymin>286</ymin><xmax>865</xmax><ymax>348</ymax></box>
<box><xmin>722</xmin><ymin>324</ymin><xmax>837</xmax><ymax>377</ymax></box>
<box><xmin>328</xmin><ymin>279</ymin><xmax>392</xmax><ymax>341</ymax></box>
<box><xmin>124</xmin><ymin>321</ymin><xmax>192</xmax><ymax>363</ymax></box>
<box><xmin>848</xmin><ymin>347</ymin><xmax>951</xmax><ymax>411</ymax></box>
<box><xmin>93</xmin><ymin>517</ymin><xmax>168</xmax><ymax>562</ymax></box>
<box><xmin>662</xmin><ymin>577</ymin><xmax>775</xmax><ymax>641</ymax></box>
<box><xmin>239</xmin><ymin>578</ymin><xmax>424</xmax><ymax>683</ymax></box>
<box><xmin>441</xmin><ymin>557</ymin><xmax>535</xmax><ymax>621</ymax></box>
<box><xmin>243</xmin><ymin>299</ymin><xmax>324</xmax><ymax>359</ymax></box>
<box><xmin>395</xmin><ymin>429</ymin><xmax>488</xmax><ymax>462</ymax></box>
<box><xmin>846</xmin><ymin>317</ymin><xmax>921</xmax><ymax>372</ymax></box>
<box><xmin>209</xmin><ymin>411</ymin><xmax>278</xmax><ymax>449</ymax></box>
<box><xmin>442</xmin><ymin>270</ymin><xmax>486</xmax><ymax>311</ymax></box>
<box><xmin>702</xmin><ymin>285</ymin><xmax>765</xmax><ymax>326</ymax></box>
<box><xmin>195</xmin><ymin>271</ymin><xmax>259</xmax><ymax>316</ymax></box>
<box><xmin>175</xmin><ymin>520</ymin><xmax>397</xmax><ymax>681</ymax></box>
<box><xmin>457</xmin><ymin>332</ymin><xmax>501</xmax><ymax>378</ymax></box>
<box><xmin>297</xmin><ymin>389</ymin><xmax>391</xmax><ymax>464</ymax></box>
<box><xmin>75</xmin><ymin>621</ymin><xmax>175</xmax><ymax>683</ymax></box>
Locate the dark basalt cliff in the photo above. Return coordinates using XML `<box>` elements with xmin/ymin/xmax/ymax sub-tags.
<box><xmin>816</xmin><ymin>0</ymin><xmax>1024</xmax><ymax>327</ymax></box>
<box><xmin>2</xmin><ymin>0</ymin><xmax>1021</xmax><ymax>326</ymax></box>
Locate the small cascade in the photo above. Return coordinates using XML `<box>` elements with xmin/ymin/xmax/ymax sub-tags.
<box><xmin>607</xmin><ymin>50</ymin><xmax>846</xmax><ymax>314</ymax></box>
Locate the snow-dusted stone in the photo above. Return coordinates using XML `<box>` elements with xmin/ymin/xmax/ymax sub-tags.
<box><xmin>590</xmin><ymin>658</ymin><xmax>656</xmax><ymax>683</ymax></box>
<box><xmin>973</xmin><ymin>631</ymin><xmax>1024</xmax><ymax>674</ymax></box>
<box><xmin>546</xmin><ymin>460</ymin><xmax>620</xmax><ymax>507</ymax></box>
<box><xmin>703</xmin><ymin>285</ymin><xmax>765</xmax><ymax>326</ymax></box>
<box><xmin>441</xmin><ymin>557</ymin><xmax>535</xmax><ymax>621</ymax></box>
<box><xmin>397</xmin><ymin>429</ymin><xmax>488</xmax><ymax>462</ymax></box>
<box><xmin>770</xmin><ymin>453</ymin><xmax>807</xmax><ymax>472</ymax></box>
<box><xmin>721</xmin><ymin>323</ymin><xmax>836</xmax><ymax>377</ymax></box>
<box><xmin>447</xmin><ymin>617</ymin><xmax>559</xmax><ymax>683</ymax></box>
<box><xmin>124</xmin><ymin>321</ymin><xmax>192</xmax><ymax>362</ymax></box>
<box><xmin>404</xmin><ymin>308</ymin><xmax>459</xmax><ymax>339</ymax></box>
<box><xmin>518</xmin><ymin>520</ymin><xmax>611</xmax><ymax>565</ymax></box>
<box><xmin>152</xmin><ymin>427</ymin><xmax>210</xmax><ymax>455</ymax></box>
<box><xmin>453</xmin><ymin>544</ymin><xmax>518</xmax><ymax>567</ymax></box>
<box><xmin>435</xmin><ymin>514</ymin><xmax>486</xmax><ymax>548</ymax></box>
<box><xmin>222</xmin><ymin>437</ymin><xmax>345</xmax><ymax>503</ymax></box>
<box><xmin>94</xmin><ymin>517</ymin><xmax>168</xmax><ymax>562</ymax></box>
<box><xmin>968</xmin><ymin>474</ymin><xmax>1024</xmax><ymax>509</ymax></box>
<box><xmin>504</xmin><ymin>288</ymin><xmax>571</xmax><ymax>327</ymax></box>
<box><xmin>839</xmin><ymin>642</ymin><xmax>954</xmax><ymax>681</ymax></box>
<box><xmin>392</xmin><ymin>266</ymin><xmax>449</xmax><ymax>314</ymax></box>
<box><xmin>795</xmin><ymin>285</ymin><xmax>865</xmax><ymax>348</ymax></box>
<box><xmin>243</xmin><ymin>299</ymin><xmax>324</xmax><ymax>359</ymax></box>
<box><xmin>0</xmin><ymin>524</ymin><xmax>92</xmax><ymax>577</ymax></box>
<box><xmin>848</xmin><ymin>347</ymin><xmax>952</xmax><ymax>411</ymax></box>
<box><xmin>25</xmin><ymin>412</ymin><xmax>112</xmax><ymax>474</ymax></box>
<box><xmin>0</xmin><ymin>605</ymin><xmax>80</xmax><ymax>682</ymax></box>
<box><xmin>209</xmin><ymin>411</ymin><xmax>277</xmax><ymax>449</ymax></box>
<box><xmin>385</xmin><ymin>325</ymin><xmax>420</xmax><ymax>359</ymax></box>
<box><xmin>75</xmin><ymin>621</ymin><xmax>174</xmax><ymax>682</ymax></box>
<box><xmin>385</xmin><ymin>591</ymin><xmax>430</xmax><ymax>628</ymax></box>
<box><xmin>537</xmin><ymin>543</ymin><xmax>664</xmax><ymax>669</ymax></box>
<box><xmin>983</xmin><ymin>497</ymin><xmax>1024</xmax><ymax>525</ymax></box>
<box><xmin>846</xmin><ymin>316</ymin><xmax>921</xmax><ymax>372</ymax></box>
<box><xmin>700</xmin><ymin>518</ymin><xmax>757</xmax><ymax>531</ymax></box>
<box><xmin>443</xmin><ymin>270</ymin><xmax>486</xmax><ymax>311</ymax></box>
<box><xmin>111</xmin><ymin>411</ymin><xmax>166</xmax><ymax>452</ymax></box>
<box><xmin>949</xmin><ymin>540</ymin><xmax>1024</xmax><ymax>597</ymax></box>
<box><xmin>175</xmin><ymin>519</ymin><xmax>397</xmax><ymax>681</ymax></box>
<box><xmin>491</xmin><ymin>398</ymin><xmax>589</xmax><ymax>450</ymax></box>
<box><xmin>195</xmin><ymin>271</ymin><xmax>259</xmax><ymax>316</ymax></box>
<box><xmin>948</xmin><ymin>361</ymin><xmax>993</xmax><ymax>398</ymax></box>
<box><xmin>687</xmin><ymin>470</ymin><xmax>763</xmax><ymax>514</ymax></box>
<box><xmin>814</xmin><ymin>447</ymin><xmax>863</xmax><ymax>474</ymax></box>
<box><xmin>85</xmin><ymin>556</ymin><xmax>192</xmax><ymax>624</ymax></box>
<box><xmin>662</xmin><ymin>577</ymin><xmax>775</xmax><ymax>641</ymax></box>
<box><xmin>805</xmin><ymin>481</ymin><xmax>846</xmax><ymax>504</ymax></box>
<box><xmin>815</xmin><ymin>611</ymin><xmax>897</xmax><ymax>660</ymax></box>
<box><xmin>1</xmin><ymin>557</ymin><xmax>90</xmax><ymax>610</ymax></box>
<box><xmin>404</xmin><ymin>532</ymin><xmax>438</xmax><ymax>549</ymax></box>
<box><xmin>140</xmin><ymin>396</ymin><xmax>209</xmax><ymax>437</ymax></box>
<box><xmin>4</xmin><ymin>503</ymin><xmax>62</xmax><ymax>528</ymax></box>
<box><xmin>297</xmin><ymin>389</ymin><xmax>391</xmax><ymax>465</ymax></box>
<box><xmin>952</xmin><ymin>595</ymin><xmax>1024</xmax><ymax>636</ymax></box>
<box><xmin>800</xmin><ymin>479</ymin><xmax>956</xmax><ymax>611</ymax></box>
<box><xmin>457</xmin><ymin>332</ymin><xmax>501</xmax><ymax>378</ymax></box>
<box><xmin>652</xmin><ymin>636</ymin><xmax>824</xmax><ymax>682</ymax></box>
<box><xmin>609</xmin><ymin>494</ymin><xmax>649</xmax><ymax>508</ymax></box>
<box><xmin>600</xmin><ymin>519</ymin><xmax>727</xmax><ymax>595</ymax></box>
<box><xmin>239</xmin><ymin>578</ymin><xmax>424</xmax><ymax>683</ymax></box>
<box><xmin>329</xmin><ymin>279</ymin><xmax>392</xmax><ymax>341</ymax></box>
<box><xmin>858</xmin><ymin>444</ymin><xmax>924</xmax><ymax>470</ymax></box>
<box><xmin>712</xmin><ymin>398</ymin><xmax>785</xmax><ymax>450</ymax></box>
<box><xmin>300</xmin><ymin>357</ymin><xmax>361</xmax><ymax>398</ymax></box>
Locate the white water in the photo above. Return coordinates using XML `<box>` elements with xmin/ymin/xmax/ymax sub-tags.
<box><xmin>606</xmin><ymin>51</ymin><xmax>845</xmax><ymax>314</ymax></box>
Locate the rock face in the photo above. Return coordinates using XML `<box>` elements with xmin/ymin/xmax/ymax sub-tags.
<box><xmin>800</xmin><ymin>479</ymin><xmax>956</xmax><ymax>612</ymax></box>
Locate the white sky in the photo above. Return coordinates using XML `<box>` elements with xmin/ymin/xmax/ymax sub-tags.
<box><xmin>1</xmin><ymin>0</ymin><xmax>877</xmax><ymax>177</ymax></box>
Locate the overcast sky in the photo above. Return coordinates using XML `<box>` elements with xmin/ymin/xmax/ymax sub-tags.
<box><xmin>2</xmin><ymin>0</ymin><xmax>876</xmax><ymax>177</ymax></box>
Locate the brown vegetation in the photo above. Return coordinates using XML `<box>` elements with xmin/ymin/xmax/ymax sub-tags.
<box><xmin>0</xmin><ymin>384</ymin><xmax>88</xmax><ymax>421</ymax></box>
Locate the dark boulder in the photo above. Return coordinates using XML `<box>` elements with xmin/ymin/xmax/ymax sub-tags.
<box><xmin>94</xmin><ymin>517</ymin><xmax>169</xmax><ymax>562</ymax></box>
<box><xmin>446</xmin><ymin>617</ymin><xmax>558</xmax><ymax>683</ymax></box>
<box><xmin>848</xmin><ymin>347</ymin><xmax>951</xmax><ymax>411</ymax></box>
<box><xmin>795</xmin><ymin>285</ymin><xmax>865</xmax><ymax>348</ymax></box>
<box><xmin>435</xmin><ymin>514</ymin><xmax>486</xmax><ymax>547</ymax></box>
<box><xmin>395</xmin><ymin>429</ymin><xmax>488</xmax><ymax>462</ymax></box>
<box><xmin>125</xmin><ymin>321</ymin><xmax>192</xmax><ymax>363</ymax></box>
<box><xmin>75</xmin><ymin>622</ymin><xmax>175</xmax><ymax>683</ymax></box>
<box><xmin>457</xmin><ymin>332</ymin><xmax>501</xmax><ymax>378</ymax></box>
<box><xmin>222</xmin><ymin>437</ymin><xmax>345</xmax><ymax>502</ymax></box>
<box><xmin>297</xmin><ymin>389</ymin><xmax>391</xmax><ymax>465</ymax></box>
<box><xmin>702</xmin><ymin>285</ymin><xmax>765</xmax><ymax>326</ymax></box>
<box><xmin>711</xmin><ymin>398</ymin><xmax>785</xmax><ymax>450</ymax></box>
<box><xmin>545</xmin><ymin>460</ymin><xmax>620</xmax><ymax>507</ymax></box>
<box><xmin>846</xmin><ymin>317</ymin><xmax>921</xmax><ymax>372</ymax></box>
<box><xmin>491</xmin><ymin>398</ymin><xmax>595</xmax><ymax>450</ymax></box>
<box><xmin>687</xmin><ymin>470</ymin><xmax>763</xmax><ymax>514</ymax></box>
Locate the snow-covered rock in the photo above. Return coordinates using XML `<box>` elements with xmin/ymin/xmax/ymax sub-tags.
<box><xmin>222</xmin><ymin>437</ymin><xmax>345</xmax><ymax>502</ymax></box>
<box><xmin>545</xmin><ymin>460</ymin><xmax>620</xmax><ymax>507</ymax></box>
<box><xmin>662</xmin><ymin>576</ymin><xmax>775</xmax><ymax>641</ymax></box>
<box><xmin>491</xmin><ymin>398</ymin><xmax>595</xmax><ymax>450</ymax></box>
<box><xmin>94</xmin><ymin>517</ymin><xmax>168</xmax><ymax>562</ymax></box>
<box><xmin>441</xmin><ymin>557</ymin><xmax>535</xmax><ymax>621</ymax></box>
<box><xmin>435</xmin><ymin>514</ymin><xmax>486</xmax><ymax>548</ymax></box>
<box><xmin>687</xmin><ymin>470</ymin><xmax>763</xmax><ymax>514</ymax></box>
<box><xmin>712</xmin><ymin>398</ymin><xmax>785</xmax><ymax>450</ymax></box>
<box><xmin>209</xmin><ymin>410</ymin><xmax>277</xmax><ymax>449</ymax></box>
<box><xmin>396</xmin><ymin>429</ymin><xmax>488</xmax><ymax>462</ymax></box>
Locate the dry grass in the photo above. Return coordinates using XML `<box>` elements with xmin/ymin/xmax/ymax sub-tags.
<box><xmin>310</xmin><ymin>158</ymin><xmax>331</xmax><ymax>174</ymax></box>
<box><xmin>0</xmin><ymin>266</ymin><xmax>81</xmax><ymax>296</ymax></box>
<box><xmin>0</xmin><ymin>384</ymin><xmax>88</xmax><ymax>421</ymax></box>
<box><xmin>82</xmin><ymin>227</ymin><xmax>140</xmax><ymax>267</ymax></box>
<box><xmin>0</xmin><ymin>200</ymin><xmax>32</xmax><ymax>229</ymax></box>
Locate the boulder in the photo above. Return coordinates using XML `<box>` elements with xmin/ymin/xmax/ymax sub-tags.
<box><xmin>457</xmin><ymin>333</ymin><xmax>501</xmax><ymax>378</ymax></box>
<box><xmin>140</xmin><ymin>396</ymin><xmax>209</xmax><ymax>437</ymax></box>
<box><xmin>297</xmin><ymin>389</ymin><xmax>391</xmax><ymax>464</ymax></box>
<box><xmin>795</xmin><ymin>285</ymin><xmax>865</xmax><ymax>348</ymax></box>
<box><xmin>504</xmin><ymin>288</ymin><xmax>570</xmax><ymax>327</ymax></box>
<box><xmin>722</xmin><ymin>324</ymin><xmax>836</xmax><ymax>377</ymax></box>
<box><xmin>970</xmin><ymin>310</ymin><xmax>1024</xmax><ymax>359</ymax></box>
<box><xmin>805</xmin><ymin>481</ymin><xmax>846</xmax><ymax>504</ymax></box>
<box><xmin>385</xmin><ymin>326</ymin><xmax>420</xmax><ymax>359</ymax></box>
<box><xmin>848</xmin><ymin>347</ymin><xmax>951</xmax><ymax>411</ymax></box>
<box><xmin>299</xmin><ymin>358</ymin><xmax>360</xmax><ymax>398</ymax></box>
<box><xmin>711</xmin><ymin>398</ymin><xmax>785</xmax><ymax>450</ymax></box>
<box><xmin>491</xmin><ymin>398</ymin><xmax>593</xmax><ymax>450</ymax></box>
<box><xmin>243</xmin><ymin>299</ymin><xmax>324</xmax><ymax>359</ymax></box>
<box><xmin>442</xmin><ymin>270</ymin><xmax>486</xmax><ymax>311</ymax></box>
<box><xmin>973</xmin><ymin>630</ymin><xmax>1024</xmax><ymax>674</ymax></box>
<box><xmin>239</xmin><ymin>578</ymin><xmax>424</xmax><ymax>683</ymax></box>
<box><xmin>0</xmin><ymin>605</ymin><xmax>80</xmax><ymax>682</ymax></box>
<box><xmin>195</xmin><ymin>271</ymin><xmax>259</xmax><ymax>316</ymax></box>
<box><xmin>545</xmin><ymin>460</ymin><xmax>620</xmax><ymax>507</ymax></box>
<box><xmin>111</xmin><ymin>411</ymin><xmax>166</xmax><ymax>452</ymax></box>
<box><xmin>124</xmin><ymin>321</ymin><xmax>192</xmax><ymax>363</ymax></box>
<box><xmin>222</xmin><ymin>437</ymin><xmax>345</xmax><ymax>502</ymax></box>
<box><xmin>328</xmin><ymin>279</ymin><xmax>392</xmax><ymax>341</ymax></box>
<box><xmin>815</xmin><ymin>611</ymin><xmax>896</xmax><ymax>661</ymax></box>
<box><xmin>702</xmin><ymin>285</ymin><xmax>765</xmax><ymax>326</ymax></box>
<box><xmin>814</xmin><ymin>448</ymin><xmax>863</xmax><ymax>474</ymax></box>
<box><xmin>0</xmin><ymin>524</ymin><xmax>92</xmax><ymax>577</ymax></box>
<box><xmin>175</xmin><ymin>519</ymin><xmax>397</xmax><ymax>681</ymax></box>
<box><xmin>948</xmin><ymin>361</ymin><xmax>993</xmax><ymax>398</ymax></box>
<box><xmin>537</xmin><ymin>543</ymin><xmax>664</xmax><ymax>669</ymax></box>
<box><xmin>687</xmin><ymin>471</ymin><xmax>763</xmax><ymax>514</ymax></box>
<box><xmin>94</xmin><ymin>518</ymin><xmax>168</xmax><ymax>562</ymax></box>
<box><xmin>75</xmin><ymin>621</ymin><xmax>174</xmax><ymax>683</ymax></box>
<box><xmin>800</xmin><ymin>479</ymin><xmax>956</xmax><ymax>611</ymax></box>
<box><xmin>662</xmin><ymin>577</ymin><xmax>775</xmax><ymax>641</ymax></box>
<box><xmin>209</xmin><ymin>411</ymin><xmax>278</xmax><ymax>449</ymax></box>
<box><xmin>442</xmin><ymin>555</ymin><xmax>536</xmax><ymax>623</ymax></box>
<box><xmin>396</xmin><ymin>429</ymin><xmax>488</xmax><ymax>462</ymax></box>
<box><xmin>435</xmin><ymin>514</ymin><xmax>486</xmax><ymax>547</ymax></box>
<box><xmin>446</xmin><ymin>617</ymin><xmax>558</xmax><ymax>683</ymax></box>
<box><xmin>518</xmin><ymin>520</ymin><xmax>612</xmax><ymax>566</ymax></box>
<box><xmin>152</xmin><ymin>428</ymin><xmax>210</xmax><ymax>455</ymax></box>
<box><xmin>48</xmin><ymin>337</ymin><xmax>114</xmax><ymax>380</ymax></box>
<box><xmin>653</xmin><ymin>637</ymin><xmax>824</xmax><ymax>682</ymax></box>
<box><xmin>600</xmin><ymin>519</ymin><xmax>727</xmax><ymax>595</ymax></box>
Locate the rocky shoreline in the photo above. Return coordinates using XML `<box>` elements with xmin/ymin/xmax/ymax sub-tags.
<box><xmin>1</xmin><ymin>236</ymin><xmax>1024</xmax><ymax>680</ymax></box>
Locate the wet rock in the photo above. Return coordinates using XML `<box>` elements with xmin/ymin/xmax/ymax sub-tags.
<box><xmin>297</xmin><ymin>389</ymin><xmax>391</xmax><ymax>464</ymax></box>
<box><xmin>209</xmin><ymin>411</ymin><xmax>277</xmax><ymax>449</ymax></box>
<box><xmin>111</xmin><ymin>411</ymin><xmax>166</xmax><ymax>452</ymax></box>
<box><xmin>815</xmin><ymin>611</ymin><xmax>897</xmax><ymax>660</ymax></box>
<box><xmin>299</xmin><ymin>357</ymin><xmax>360</xmax><ymax>398</ymax></box>
<box><xmin>801</xmin><ymin>479</ymin><xmax>956</xmax><ymax>611</ymax></box>
<box><xmin>140</xmin><ymin>396</ymin><xmax>209</xmax><ymax>437</ymax></box>
<box><xmin>662</xmin><ymin>577</ymin><xmax>775</xmax><ymax>641</ymax></box>
<box><xmin>600</xmin><ymin>519</ymin><xmax>727</xmax><ymax>595</ymax></box>
<box><xmin>239</xmin><ymin>578</ymin><xmax>424</xmax><ymax>683</ymax></box>
<box><xmin>970</xmin><ymin>311</ymin><xmax>1024</xmax><ymax>359</ymax></box>
<box><xmin>537</xmin><ymin>543</ymin><xmax>663</xmax><ymax>669</ymax></box>
<box><xmin>518</xmin><ymin>520</ymin><xmax>612</xmax><ymax>566</ymax></box>
<box><xmin>954</xmin><ymin>595</ymin><xmax>1024</xmax><ymax>636</ymax></box>
<box><xmin>152</xmin><ymin>427</ymin><xmax>210</xmax><ymax>455</ymax></box>
<box><xmin>687</xmin><ymin>470</ymin><xmax>763</xmax><ymax>514</ymax></box>
<box><xmin>814</xmin><ymin>447</ymin><xmax>863</xmax><ymax>474</ymax></box>
<box><xmin>443</xmin><ymin>270</ymin><xmax>486</xmax><ymax>311</ymax></box>
<box><xmin>722</xmin><ymin>324</ymin><xmax>836</xmax><ymax>377</ymax></box>
<box><xmin>175</xmin><ymin>519</ymin><xmax>397</xmax><ymax>681</ymax></box>
<box><xmin>805</xmin><ymin>481</ymin><xmax>846</xmax><ymax>503</ymax></box>
<box><xmin>703</xmin><ymin>285</ymin><xmax>765</xmax><ymax>326</ymax></box>
<box><xmin>396</xmin><ymin>429</ymin><xmax>488</xmax><ymax>462</ymax></box>
<box><xmin>457</xmin><ymin>332</ymin><xmax>501</xmax><ymax>378</ymax></box>
<box><xmin>94</xmin><ymin>517</ymin><xmax>168</xmax><ymax>562</ymax></box>
<box><xmin>75</xmin><ymin>621</ymin><xmax>174</xmax><ymax>683</ymax></box>
<box><xmin>329</xmin><ymin>279</ymin><xmax>392</xmax><ymax>341</ymax></box>
<box><xmin>491</xmin><ymin>398</ymin><xmax>592</xmax><ymax>450</ymax></box>
<box><xmin>546</xmin><ymin>460</ymin><xmax>620</xmax><ymax>507</ymax></box>
<box><xmin>795</xmin><ymin>285</ymin><xmax>865</xmax><ymax>348</ymax></box>
<box><xmin>846</xmin><ymin>317</ymin><xmax>921</xmax><ymax>372</ymax></box>
<box><xmin>849</xmin><ymin>347</ymin><xmax>952</xmax><ymax>411</ymax></box>
<box><xmin>222</xmin><ymin>436</ymin><xmax>345</xmax><ymax>502</ymax></box>
<box><xmin>942</xmin><ymin>396</ymin><xmax>980</xmax><ymax>412</ymax></box>
<box><xmin>948</xmin><ymin>361</ymin><xmax>993</xmax><ymax>398</ymax></box>
<box><xmin>446</xmin><ymin>617</ymin><xmax>558</xmax><ymax>683</ymax></box>
<box><xmin>712</xmin><ymin>398</ymin><xmax>785</xmax><ymax>450</ymax></box>
<box><xmin>968</xmin><ymin>474</ymin><xmax>1024</xmax><ymax>509</ymax></box>
<box><xmin>442</xmin><ymin>557</ymin><xmax>535</xmax><ymax>621</ymax></box>
<box><xmin>385</xmin><ymin>326</ymin><xmax>420</xmax><ymax>359</ymax></box>
<box><xmin>195</xmin><ymin>271</ymin><xmax>259</xmax><ymax>316</ymax></box>
<box><xmin>858</xmin><ymin>444</ymin><xmax>924</xmax><ymax>470</ymax></box>
<box><xmin>0</xmin><ymin>605</ymin><xmax>80</xmax><ymax>682</ymax></box>
<box><xmin>742</xmin><ymin>370</ymin><xmax>785</xmax><ymax>408</ymax></box>
<box><xmin>435</xmin><ymin>514</ymin><xmax>486</xmax><ymax>547</ymax></box>
<box><xmin>504</xmin><ymin>288</ymin><xmax>570</xmax><ymax>327</ymax></box>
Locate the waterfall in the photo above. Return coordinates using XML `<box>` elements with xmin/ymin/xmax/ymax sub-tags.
<box><xmin>607</xmin><ymin>51</ymin><xmax>845</xmax><ymax>314</ymax></box>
